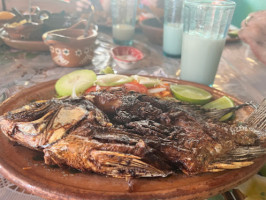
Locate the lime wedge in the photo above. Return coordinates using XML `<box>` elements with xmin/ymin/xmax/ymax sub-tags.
<box><xmin>100</xmin><ymin>66</ymin><xmax>114</xmax><ymax>74</ymax></box>
<box><xmin>203</xmin><ymin>96</ymin><xmax>235</xmax><ymax>121</ymax></box>
<box><xmin>131</xmin><ymin>75</ymin><xmax>161</xmax><ymax>88</ymax></box>
<box><xmin>96</xmin><ymin>74</ymin><xmax>133</xmax><ymax>86</ymax></box>
<box><xmin>170</xmin><ymin>84</ymin><xmax>212</xmax><ymax>105</ymax></box>
<box><xmin>55</xmin><ymin>70</ymin><xmax>97</xmax><ymax>97</ymax></box>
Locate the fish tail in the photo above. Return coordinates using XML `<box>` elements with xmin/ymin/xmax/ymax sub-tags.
<box><xmin>245</xmin><ymin>98</ymin><xmax>266</xmax><ymax>131</ymax></box>
<box><xmin>207</xmin><ymin>146</ymin><xmax>266</xmax><ymax>172</ymax></box>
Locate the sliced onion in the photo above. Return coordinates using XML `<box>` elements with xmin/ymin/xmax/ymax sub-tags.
<box><xmin>147</xmin><ymin>87</ymin><xmax>166</xmax><ymax>94</ymax></box>
<box><xmin>131</xmin><ymin>75</ymin><xmax>161</xmax><ymax>88</ymax></box>
<box><xmin>95</xmin><ymin>84</ymin><xmax>101</xmax><ymax>91</ymax></box>
<box><xmin>71</xmin><ymin>80</ymin><xmax>93</xmax><ymax>98</ymax></box>
<box><xmin>96</xmin><ymin>74</ymin><xmax>133</xmax><ymax>86</ymax></box>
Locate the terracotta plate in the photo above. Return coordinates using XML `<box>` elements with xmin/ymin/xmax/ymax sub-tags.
<box><xmin>1</xmin><ymin>35</ymin><xmax>49</xmax><ymax>51</ymax></box>
<box><xmin>0</xmin><ymin>78</ymin><xmax>265</xmax><ymax>200</ymax></box>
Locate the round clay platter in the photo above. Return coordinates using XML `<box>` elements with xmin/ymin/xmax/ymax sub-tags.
<box><xmin>0</xmin><ymin>78</ymin><xmax>265</xmax><ymax>200</ymax></box>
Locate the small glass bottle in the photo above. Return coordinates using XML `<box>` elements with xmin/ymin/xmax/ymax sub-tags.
<box><xmin>163</xmin><ymin>0</ymin><xmax>184</xmax><ymax>58</ymax></box>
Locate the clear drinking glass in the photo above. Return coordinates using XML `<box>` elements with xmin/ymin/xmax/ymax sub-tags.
<box><xmin>111</xmin><ymin>0</ymin><xmax>138</xmax><ymax>46</ymax></box>
<box><xmin>163</xmin><ymin>0</ymin><xmax>184</xmax><ymax>58</ymax></box>
<box><xmin>180</xmin><ymin>0</ymin><xmax>236</xmax><ymax>86</ymax></box>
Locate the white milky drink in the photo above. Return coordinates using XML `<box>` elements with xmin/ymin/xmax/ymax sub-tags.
<box><xmin>112</xmin><ymin>24</ymin><xmax>135</xmax><ymax>42</ymax></box>
<box><xmin>180</xmin><ymin>33</ymin><xmax>226</xmax><ymax>86</ymax></box>
<box><xmin>181</xmin><ymin>0</ymin><xmax>235</xmax><ymax>85</ymax></box>
<box><xmin>163</xmin><ymin>23</ymin><xmax>183</xmax><ymax>56</ymax></box>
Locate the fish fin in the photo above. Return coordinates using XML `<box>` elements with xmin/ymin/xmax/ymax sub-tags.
<box><xmin>207</xmin><ymin>146</ymin><xmax>265</xmax><ymax>171</ymax></box>
<box><xmin>245</xmin><ymin>98</ymin><xmax>266</xmax><ymax>131</ymax></box>
<box><xmin>208</xmin><ymin>161</ymin><xmax>254</xmax><ymax>171</ymax></box>
<box><xmin>215</xmin><ymin>146</ymin><xmax>265</xmax><ymax>162</ymax></box>
<box><xmin>228</xmin><ymin>146</ymin><xmax>266</xmax><ymax>159</ymax></box>
<box><xmin>202</xmin><ymin>103</ymin><xmax>252</xmax><ymax>121</ymax></box>
<box><xmin>90</xmin><ymin>150</ymin><xmax>170</xmax><ymax>178</ymax></box>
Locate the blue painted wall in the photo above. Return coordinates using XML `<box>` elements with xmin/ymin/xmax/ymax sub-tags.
<box><xmin>232</xmin><ymin>0</ymin><xmax>266</xmax><ymax>28</ymax></box>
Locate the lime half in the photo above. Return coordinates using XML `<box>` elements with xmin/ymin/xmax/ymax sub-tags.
<box><xmin>203</xmin><ymin>96</ymin><xmax>235</xmax><ymax>121</ymax></box>
<box><xmin>170</xmin><ymin>84</ymin><xmax>212</xmax><ymax>105</ymax></box>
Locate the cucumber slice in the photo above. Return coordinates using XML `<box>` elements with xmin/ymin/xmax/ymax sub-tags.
<box><xmin>131</xmin><ymin>75</ymin><xmax>161</xmax><ymax>88</ymax></box>
<box><xmin>55</xmin><ymin>70</ymin><xmax>97</xmax><ymax>97</ymax></box>
<box><xmin>170</xmin><ymin>84</ymin><xmax>212</xmax><ymax>105</ymax></box>
<box><xmin>96</xmin><ymin>74</ymin><xmax>133</xmax><ymax>86</ymax></box>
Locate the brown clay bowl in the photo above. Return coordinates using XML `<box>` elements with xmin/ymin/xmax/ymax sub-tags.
<box><xmin>42</xmin><ymin>21</ymin><xmax>97</xmax><ymax>68</ymax></box>
<box><xmin>4</xmin><ymin>21</ymin><xmax>45</xmax><ymax>41</ymax></box>
<box><xmin>140</xmin><ymin>17</ymin><xmax>163</xmax><ymax>45</ymax></box>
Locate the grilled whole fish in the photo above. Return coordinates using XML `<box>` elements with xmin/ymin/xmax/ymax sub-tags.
<box><xmin>0</xmin><ymin>89</ymin><xmax>265</xmax><ymax>178</ymax></box>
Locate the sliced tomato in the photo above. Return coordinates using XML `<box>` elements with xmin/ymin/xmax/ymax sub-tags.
<box><xmin>84</xmin><ymin>86</ymin><xmax>110</xmax><ymax>94</ymax></box>
<box><xmin>85</xmin><ymin>86</ymin><xmax>97</xmax><ymax>93</ymax></box>
<box><xmin>123</xmin><ymin>81</ymin><xmax>148</xmax><ymax>94</ymax></box>
<box><xmin>85</xmin><ymin>81</ymin><xmax>148</xmax><ymax>94</ymax></box>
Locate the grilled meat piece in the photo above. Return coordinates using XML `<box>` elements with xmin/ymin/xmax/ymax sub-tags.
<box><xmin>0</xmin><ymin>88</ymin><xmax>265</xmax><ymax>178</ymax></box>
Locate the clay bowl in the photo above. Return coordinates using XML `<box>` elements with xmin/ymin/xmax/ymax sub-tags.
<box><xmin>3</xmin><ymin>21</ymin><xmax>44</xmax><ymax>41</ymax></box>
<box><xmin>140</xmin><ymin>17</ymin><xmax>163</xmax><ymax>45</ymax></box>
<box><xmin>42</xmin><ymin>21</ymin><xmax>97</xmax><ymax>68</ymax></box>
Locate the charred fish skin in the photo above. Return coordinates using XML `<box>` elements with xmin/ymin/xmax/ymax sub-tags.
<box><xmin>0</xmin><ymin>97</ymin><xmax>110</xmax><ymax>150</ymax></box>
<box><xmin>88</xmin><ymin>90</ymin><xmax>208</xmax><ymax>125</ymax></box>
<box><xmin>88</xmin><ymin>90</ymin><xmax>266</xmax><ymax>174</ymax></box>
<box><xmin>44</xmin><ymin>124</ymin><xmax>173</xmax><ymax>178</ymax></box>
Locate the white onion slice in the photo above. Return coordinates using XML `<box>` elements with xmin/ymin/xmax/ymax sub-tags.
<box><xmin>148</xmin><ymin>87</ymin><xmax>166</xmax><ymax>94</ymax></box>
